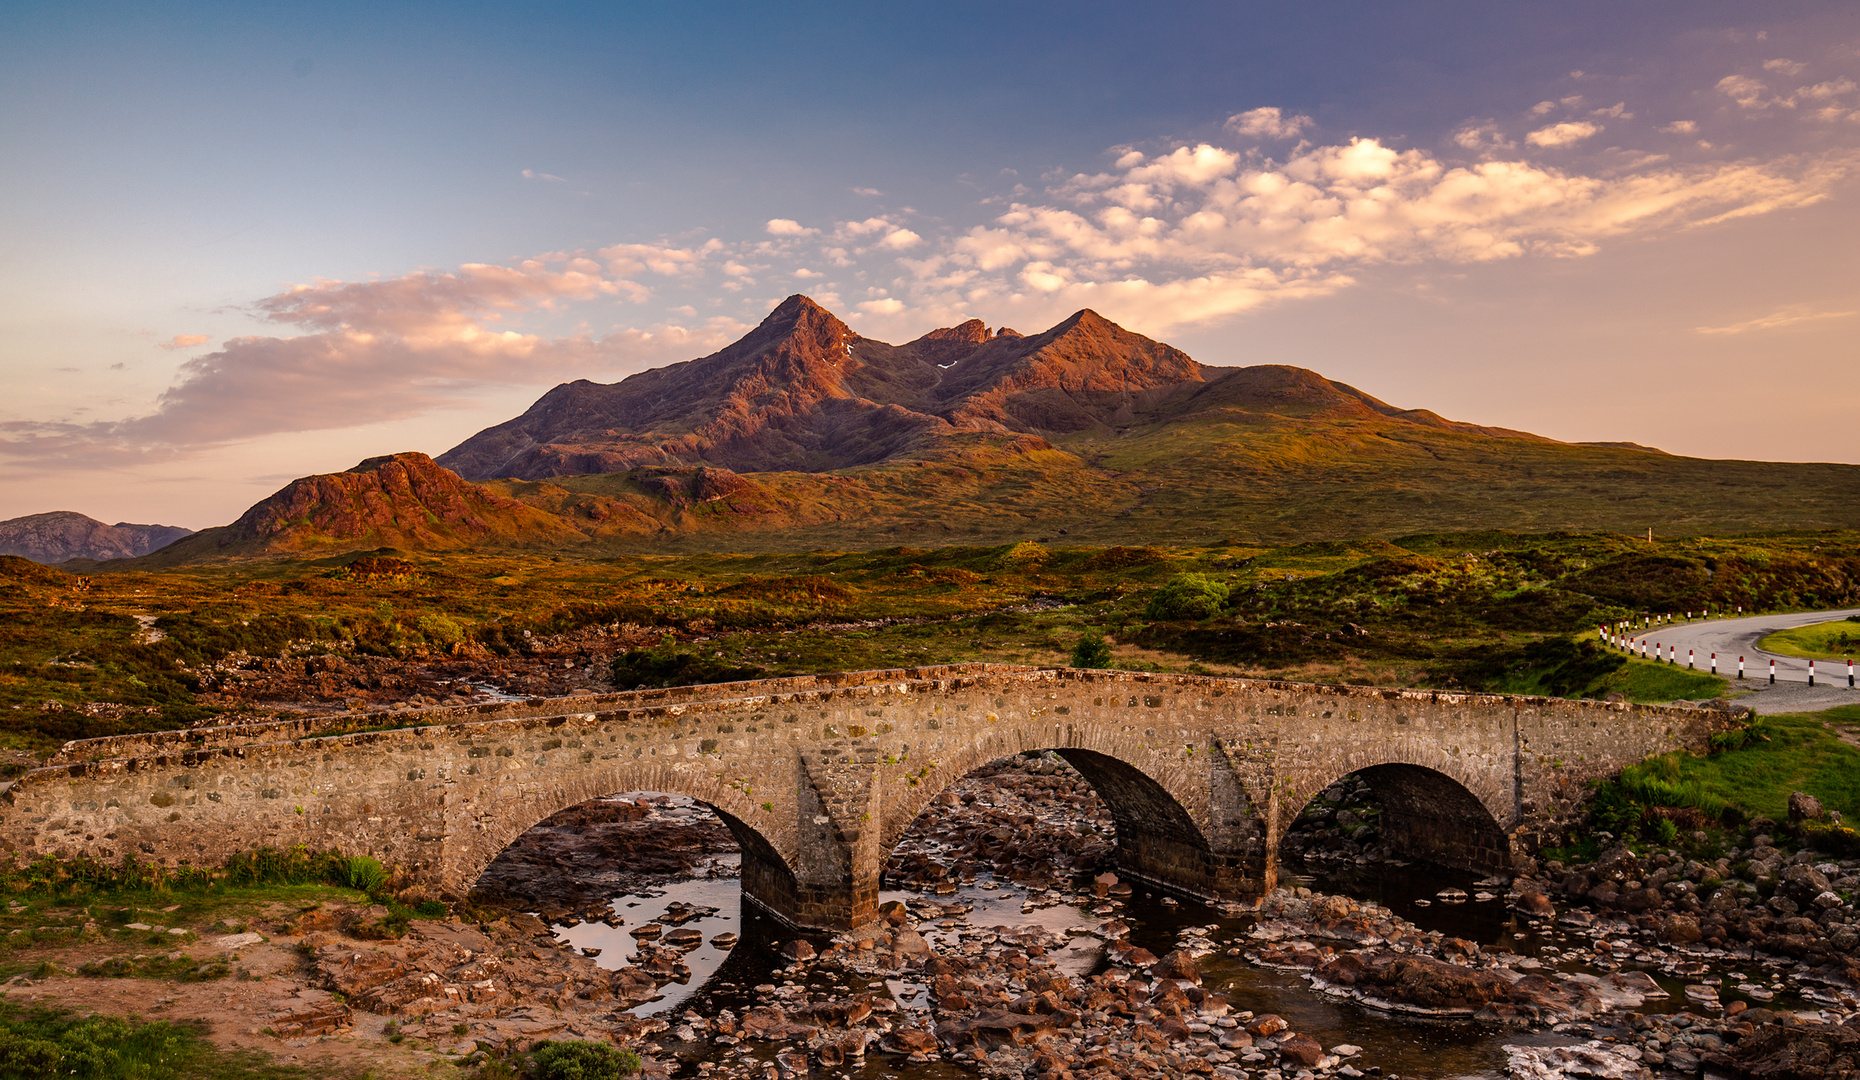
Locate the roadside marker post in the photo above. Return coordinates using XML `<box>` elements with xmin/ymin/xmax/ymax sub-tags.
<box><xmin>1770</xmin><ymin>659</ymin><xmax>1776</xmax><ymax>684</ymax></box>
<box><xmin>1849</xmin><ymin>659</ymin><xmax>1855</xmax><ymax>688</ymax></box>
<box><xmin>1711</xmin><ymin>652</ymin><xmax>1717</xmax><ymax>675</ymax></box>
<box><xmin>1809</xmin><ymin>660</ymin><xmax>1816</xmax><ymax>688</ymax></box>
<box><xmin>1689</xmin><ymin>648</ymin><xmax>1695</xmax><ymax>669</ymax></box>
<box><xmin>1738</xmin><ymin>655</ymin><xmax>1744</xmax><ymax>680</ymax></box>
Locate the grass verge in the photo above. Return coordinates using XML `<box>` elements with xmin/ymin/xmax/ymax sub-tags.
<box><xmin>1757</xmin><ymin>616</ymin><xmax>1860</xmax><ymax>661</ymax></box>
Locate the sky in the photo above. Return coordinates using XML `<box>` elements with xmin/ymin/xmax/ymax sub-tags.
<box><xmin>2</xmin><ymin>2</ymin><xmax>1858</xmax><ymax>528</ymax></box>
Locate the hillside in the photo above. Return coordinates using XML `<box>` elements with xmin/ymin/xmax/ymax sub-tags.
<box><xmin>0</xmin><ymin>511</ymin><xmax>192</xmax><ymax>563</ymax></box>
<box><xmin>121</xmin><ymin>452</ymin><xmax>583</xmax><ymax>565</ymax></box>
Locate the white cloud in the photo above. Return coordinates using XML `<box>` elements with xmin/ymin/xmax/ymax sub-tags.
<box><xmin>1454</xmin><ymin>123</ymin><xmax>1516</xmax><ymax>151</ymax></box>
<box><xmin>158</xmin><ymin>334</ymin><xmax>212</xmax><ymax>351</ymax></box>
<box><xmin>851</xmin><ymin>187</ymin><xmax>882</xmax><ymax>197</ymax></box>
<box><xmin>1225</xmin><ymin>107</ymin><xmax>1312</xmax><ymax>140</ymax></box>
<box><xmin>1695</xmin><ymin>305</ymin><xmax>1856</xmax><ymax>335</ymax></box>
<box><xmin>1800</xmin><ymin>78</ymin><xmax>1858</xmax><ymax>100</ymax></box>
<box><xmin>1529</xmin><ymin>100</ymin><xmax>1558</xmax><ymax>116</ymax></box>
<box><xmin>1718</xmin><ymin>75</ymin><xmax>1792</xmax><ymax>109</ymax></box>
<box><xmin>1526</xmin><ymin>121</ymin><xmax>1602</xmax><ymax>147</ymax></box>
<box><xmin>1763</xmin><ymin>58</ymin><xmax>1808</xmax><ymax>76</ymax></box>
<box><xmin>879</xmin><ymin>228</ymin><xmax>923</xmax><ymax>250</ymax></box>
<box><xmin>1590</xmin><ymin>102</ymin><xmax>1633</xmax><ymax>119</ymax></box>
<box><xmin>765</xmin><ymin>218</ymin><xmax>818</xmax><ymax>237</ymax></box>
<box><xmin>1660</xmin><ymin>120</ymin><xmax>1699</xmax><ymax>134</ymax></box>
<box><xmin>521</xmin><ymin>169</ymin><xmax>566</xmax><ymax>182</ymax></box>
<box><xmin>857</xmin><ymin>297</ymin><xmax>905</xmax><ymax>315</ymax></box>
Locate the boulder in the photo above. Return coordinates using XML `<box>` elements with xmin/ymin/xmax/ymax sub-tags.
<box><xmin>1148</xmin><ymin>949</ymin><xmax>1200</xmax><ymax>985</ymax></box>
<box><xmin>1788</xmin><ymin>791</ymin><xmax>1826</xmax><ymax>822</ymax></box>
<box><xmin>1278</xmin><ymin>1033</ymin><xmax>1327</xmax><ymax>1067</ymax></box>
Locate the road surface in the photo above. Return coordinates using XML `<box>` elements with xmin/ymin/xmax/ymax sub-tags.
<box><xmin>1606</xmin><ymin>606</ymin><xmax>1860</xmax><ymax>711</ymax></box>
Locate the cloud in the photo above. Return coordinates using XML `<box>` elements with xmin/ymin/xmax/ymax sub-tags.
<box><xmin>1799</xmin><ymin>78</ymin><xmax>1858</xmax><ymax>100</ymax></box>
<box><xmin>1718</xmin><ymin>75</ymin><xmax>1792</xmax><ymax>110</ymax></box>
<box><xmin>1225</xmin><ymin>107</ymin><xmax>1312</xmax><ymax>140</ymax></box>
<box><xmin>1529</xmin><ymin>101</ymin><xmax>1558</xmax><ymax>116</ymax></box>
<box><xmin>0</xmin><ymin>257</ymin><xmax>736</xmax><ymax>467</ymax></box>
<box><xmin>1454</xmin><ymin>123</ymin><xmax>1516</xmax><ymax>152</ymax></box>
<box><xmin>521</xmin><ymin>169</ymin><xmax>566</xmax><ymax>182</ymax></box>
<box><xmin>765</xmin><ymin>218</ymin><xmax>817</xmax><ymax>237</ymax></box>
<box><xmin>1660</xmin><ymin>120</ymin><xmax>1699</xmax><ymax>134</ymax></box>
<box><xmin>1763</xmin><ymin>58</ymin><xmax>1808</xmax><ymax>76</ymax></box>
<box><xmin>857</xmin><ymin>298</ymin><xmax>905</xmax><ymax>315</ymax></box>
<box><xmin>878</xmin><ymin>228</ymin><xmax>922</xmax><ymax>250</ymax></box>
<box><xmin>1590</xmin><ymin>102</ymin><xmax>1633</xmax><ymax>119</ymax></box>
<box><xmin>1694</xmin><ymin>306</ymin><xmax>1857</xmax><ymax>335</ymax></box>
<box><xmin>851</xmin><ymin>187</ymin><xmax>882</xmax><ymax>196</ymax></box>
<box><xmin>872</xmin><ymin>130</ymin><xmax>1847</xmax><ymax>337</ymax></box>
<box><xmin>158</xmin><ymin>334</ymin><xmax>212</xmax><ymax>351</ymax></box>
<box><xmin>1526</xmin><ymin>121</ymin><xmax>1602</xmax><ymax>147</ymax></box>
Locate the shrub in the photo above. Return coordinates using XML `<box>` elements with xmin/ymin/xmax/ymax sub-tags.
<box><xmin>414</xmin><ymin>899</ymin><xmax>449</xmax><ymax>918</ymax></box>
<box><xmin>530</xmin><ymin>1039</ymin><xmax>642</xmax><ymax>1080</ymax></box>
<box><xmin>1070</xmin><ymin>632</ymin><xmax>1113</xmax><ymax>669</ymax></box>
<box><xmin>1144</xmin><ymin>573</ymin><xmax>1230</xmax><ymax>621</ymax></box>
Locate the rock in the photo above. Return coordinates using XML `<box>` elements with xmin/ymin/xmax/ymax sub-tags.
<box><xmin>1245</xmin><ymin>1014</ymin><xmax>1286</xmax><ymax>1037</ymax></box>
<box><xmin>780</xmin><ymin>939</ymin><xmax>816</xmax><ymax>961</ymax></box>
<box><xmin>1789</xmin><ymin>791</ymin><xmax>1826</xmax><ymax>822</ymax></box>
<box><xmin>1513</xmin><ymin>890</ymin><xmax>1556</xmax><ymax>918</ymax></box>
<box><xmin>1277</xmin><ymin>1033</ymin><xmax>1326</xmax><ymax>1067</ymax></box>
<box><xmin>211</xmin><ymin>931</ymin><xmax>265</xmax><ymax>949</ymax></box>
<box><xmin>883</xmin><ymin>1027</ymin><xmax>939</xmax><ymax>1054</ymax></box>
<box><xmin>1663</xmin><ymin>915</ymin><xmax>1703</xmax><ymax>944</ymax></box>
<box><xmin>879</xmin><ymin>900</ymin><xmax>910</xmax><ymax>926</ymax></box>
<box><xmin>1149</xmin><ymin>949</ymin><xmax>1199</xmax><ymax>984</ymax></box>
<box><xmin>934</xmin><ymin>1010</ymin><xmax>1061</xmax><ymax>1048</ymax></box>
<box><xmin>1505</xmin><ymin>1041</ymin><xmax>1650</xmax><ymax>1080</ymax></box>
<box><xmin>268</xmin><ymin>1000</ymin><xmax>353</xmax><ymax>1039</ymax></box>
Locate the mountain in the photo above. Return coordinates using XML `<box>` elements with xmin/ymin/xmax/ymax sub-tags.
<box><xmin>0</xmin><ymin>512</ymin><xmax>192</xmax><ymax>563</ymax></box>
<box><xmin>123</xmin><ymin>452</ymin><xmax>583</xmax><ymax>565</ymax></box>
<box><xmin>77</xmin><ymin>297</ymin><xmax>1860</xmax><ymax>567</ymax></box>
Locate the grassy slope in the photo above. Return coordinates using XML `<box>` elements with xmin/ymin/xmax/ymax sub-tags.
<box><xmin>1758</xmin><ymin>617</ymin><xmax>1860</xmax><ymax>660</ymax></box>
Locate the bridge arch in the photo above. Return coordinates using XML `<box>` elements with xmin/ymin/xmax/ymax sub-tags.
<box><xmin>1279</xmin><ymin>758</ymin><xmax>1514</xmax><ymax>874</ymax></box>
<box><xmin>446</xmin><ymin>759</ymin><xmax>801</xmax><ymax>921</ymax></box>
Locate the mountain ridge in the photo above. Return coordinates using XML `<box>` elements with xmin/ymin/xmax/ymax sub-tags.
<box><xmin>57</xmin><ymin>297</ymin><xmax>1860</xmax><ymax>566</ymax></box>
<box><xmin>0</xmin><ymin>511</ymin><xmax>193</xmax><ymax>564</ymax></box>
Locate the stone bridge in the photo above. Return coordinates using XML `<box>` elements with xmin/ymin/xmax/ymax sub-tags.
<box><xmin>0</xmin><ymin>664</ymin><xmax>1734</xmax><ymax>930</ymax></box>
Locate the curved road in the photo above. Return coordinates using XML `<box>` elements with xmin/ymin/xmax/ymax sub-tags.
<box><xmin>1607</xmin><ymin>607</ymin><xmax>1860</xmax><ymax>710</ymax></box>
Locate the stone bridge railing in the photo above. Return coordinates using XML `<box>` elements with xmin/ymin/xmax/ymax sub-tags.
<box><xmin>0</xmin><ymin>666</ymin><xmax>1736</xmax><ymax>929</ymax></box>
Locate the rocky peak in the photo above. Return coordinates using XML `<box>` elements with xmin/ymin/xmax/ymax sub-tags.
<box><xmin>918</xmin><ymin>319</ymin><xmax>993</xmax><ymax>344</ymax></box>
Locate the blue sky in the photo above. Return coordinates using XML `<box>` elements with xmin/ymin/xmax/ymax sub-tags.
<box><xmin>3</xmin><ymin>3</ymin><xmax>1858</xmax><ymax>525</ymax></box>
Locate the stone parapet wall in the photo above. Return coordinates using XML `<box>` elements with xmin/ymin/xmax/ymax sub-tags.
<box><xmin>0</xmin><ymin>667</ymin><xmax>1738</xmax><ymax>929</ymax></box>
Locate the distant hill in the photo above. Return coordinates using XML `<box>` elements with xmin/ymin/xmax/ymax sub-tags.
<box><xmin>75</xmin><ymin>296</ymin><xmax>1860</xmax><ymax>567</ymax></box>
<box><xmin>0</xmin><ymin>511</ymin><xmax>192</xmax><ymax>563</ymax></box>
<box><xmin>120</xmin><ymin>452</ymin><xmax>582</xmax><ymax>566</ymax></box>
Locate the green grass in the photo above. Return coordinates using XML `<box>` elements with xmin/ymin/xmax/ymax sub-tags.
<box><xmin>1758</xmin><ymin>616</ymin><xmax>1860</xmax><ymax>660</ymax></box>
<box><xmin>0</xmin><ymin>1002</ymin><xmax>308</xmax><ymax>1080</ymax></box>
<box><xmin>1660</xmin><ymin>706</ymin><xmax>1860</xmax><ymax>823</ymax></box>
<box><xmin>1575</xmin><ymin>706</ymin><xmax>1860</xmax><ymax>852</ymax></box>
<box><xmin>1590</xmin><ymin>657</ymin><xmax>1728</xmax><ymax>703</ymax></box>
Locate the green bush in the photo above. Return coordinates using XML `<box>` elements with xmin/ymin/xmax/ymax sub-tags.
<box><xmin>414</xmin><ymin>899</ymin><xmax>449</xmax><ymax>918</ymax></box>
<box><xmin>344</xmin><ymin>856</ymin><xmax>389</xmax><ymax>896</ymax></box>
<box><xmin>1143</xmin><ymin>574</ymin><xmax>1230</xmax><ymax>621</ymax></box>
<box><xmin>530</xmin><ymin>1039</ymin><xmax>641</xmax><ymax>1080</ymax></box>
<box><xmin>1069</xmin><ymin>632</ymin><xmax>1113</xmax><ymax>669</ymax></box>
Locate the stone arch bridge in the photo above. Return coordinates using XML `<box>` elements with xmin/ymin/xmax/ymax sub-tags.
<box><xmin>0</xmin><ymin>665</ymin><xmax>1733</xmax><ymax>930</ymax></box>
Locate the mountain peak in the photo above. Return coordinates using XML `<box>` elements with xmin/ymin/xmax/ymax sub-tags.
<box><xmin>918</xmin><ymin>318</ymin><xmax>994</xmax><ymax>344</ymax></box>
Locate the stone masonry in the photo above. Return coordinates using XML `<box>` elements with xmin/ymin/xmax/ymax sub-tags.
<box><xmin>0</xmin><ymin>664</ymin><xmax>1735</xmax><ymax>930</ymax></box>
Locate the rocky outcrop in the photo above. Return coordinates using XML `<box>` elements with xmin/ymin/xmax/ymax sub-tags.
<box><xmin>0</xmin><ymin>511</ymin><xmax>191</xmax><ymax>563</ymax></box>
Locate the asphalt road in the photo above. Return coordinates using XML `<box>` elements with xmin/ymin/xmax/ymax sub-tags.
<box><xmin>1605</xmin><ymin>606</ymin><xmax>1860</xmax><ymax>710</ymax></box>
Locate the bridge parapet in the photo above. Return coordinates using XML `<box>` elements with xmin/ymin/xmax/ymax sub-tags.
<box><xmin>0</xmin><ymin>668</ymin><xmax>1738</xmax><ymax>930</ymax></box>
